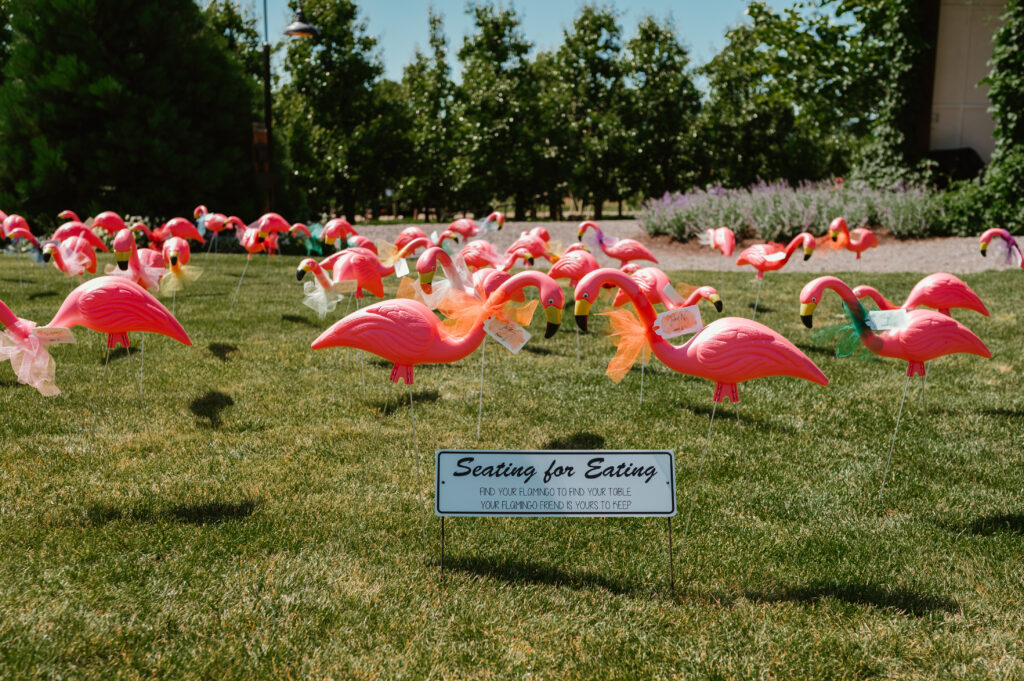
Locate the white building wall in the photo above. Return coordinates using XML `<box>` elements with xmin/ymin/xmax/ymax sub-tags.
<box><xmin>930</xmin><ymin>0</ymin><xmax>1006</xmax><ymax>162</ymax></box>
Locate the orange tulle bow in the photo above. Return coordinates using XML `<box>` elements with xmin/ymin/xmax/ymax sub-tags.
<box><xmin>600</xmin><ymin>308</ymin><xmax>652</xmax><ymax>384</ymax></box>
<box><xmin>816</xmin><ymin>231</ymin><xmax>848</xmax><ymax>252</ymax></box>
<box><xmin>437</xmin><ymin>288</ymin><xmax>537</xmax><ymax>338</ymax></box>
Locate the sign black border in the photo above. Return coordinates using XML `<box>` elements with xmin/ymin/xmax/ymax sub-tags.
<box><xmin>434</xmin><ymin>449</ymin><xmax>676</xmax><ymax>517</ymax></box>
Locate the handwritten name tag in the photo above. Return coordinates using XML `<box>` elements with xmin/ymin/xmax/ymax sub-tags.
<box><xmin>33</xmin><ymin>327</ymin><xmax>76</xmax><ymax>344</ymax></box>
<box><xmin>661</xmin><ymin>282</ymin><xmax>685</xmax><ymax>306</ymax></box>
<box><xmin>331</xmin><ymin>280</ymin><xmax>358</xmax><ymax>294</ymax></box>
<box><xmin>867</xmin><ymin>309</ymin><xmax>908</xmax><ymax>331</ymax></box>
<box><xmin>653</xmin><ymin>305</ymin><xmax>703</xmax><ymax>339</ymax></box>
<box><xmin>484</xmin><ymin>317</ymin><xmax>531</xmax><ymax>354</ymax></box>
<box><xmin>393</xmin><ymin>257</ymin><xmax>409</xmax><ymax>278</ymax></box>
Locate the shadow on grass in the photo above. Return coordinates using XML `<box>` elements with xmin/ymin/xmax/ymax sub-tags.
<box><xmin>543</xmin><ymin>432</ymin><xmax>605</xmax><ymax>449</ymax></box>
<box><xmin>98</xmin><ymin>347</ymin><xmax>131</xmax><ymax>365</ymax></box>
<box><xmin>522</xmin><ymin>345</ymin><xmax>559</xmax><ymax>356</ymax></box>
<box><xmin>281</xmin><ymin>313</ymin><xmax>318</xmax><ymax>327</ymax></box>
<box><xmin>85</xmin><ymin>500</ymin><xmax>258</xmax><ymax>526</ymax></box>
<box><xmin>743</xmin><ymin>581</ymin><xmax>957</xmax><ymax>617</ymax></box>
<box><xmin>979</xmin><ymin>407</ymin><xmax>1024</xmax><ymax>419</ymax></box>
<box><xmin>207</xmin><ymin>342</ymin><xmax>238</xmax><ymax>362</ymax></box>
<box><xmin>28</xmin><ymin>290</ymin><xmax>58</xmax><ymax>300</ymax></box>
<box><xmin>967</xmin><ymin>513</ymin><xmax>1024</xmax><ymax>536</ymax></box>
<box><xmin>677</xmin><ymin>400</ymin><xmax>791</xmax><ymax>432</ymax></box>
<box><xmin>795</xmin><ymin>342</ymin><xmax>838</xmax><ymax>359</ymax></box>
<box><xmin>190</xmin><ymin>390</ymin><xmax>234</xmax><ymax>428</ymax></box>
<box><xmin>749</xmin><ymin>303</ymin><xmax>772</xmax><ymax>314</ymax></box>
<box><xmin>443</xmin><ymin>555</ymin><xmax>637</xmax><ymax>596</ymax></box>
<box><xmin>370</xmin><ymin>389</ymin><xmax>440</xmax><ymax>416</ymax></box>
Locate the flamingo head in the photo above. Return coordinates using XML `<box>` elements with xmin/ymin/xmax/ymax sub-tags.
<box><xmin>290</xmin><ymin>223</ymin><xmax>311</xmax><ymax>239</ymax></box>
<box><xmin>564</xmin><ymin>242</ymin><xmax>588</xmax><ymax>255</ymax></box>
<box><xmin>577</xmin><ymin>221</ymin><xmax>597</xmax><ymax>240</ymax></box>
<box><xmin>534</xmin><ymin>276</ymin><xmax>565</xmax><ymax>338</ymax></box>
<box><xmin>41</xmin><ymin>240</ymin><xmax>57</xmax><ymax>262</ymax></box>
<box><xmin>437</xmin><ymin>229</ymin><xmax>459</xmax><ymax>246</ymax></box>
<box><xmin>573</xmin><ymin>268</ymin><xmax>627</xmax><ymax>332</ymax></box>
<box><xmin>530</xmin><ymin>227</ymin><xmax>551</xmax><ymax>244</ymax></box>
<box><xmin>112</xmin><ymin>228</ymin><xmax>136</xmax><ymax>270</ymax></box>
<box><xmin>800</xmin><ymin>232</ymin><xmax>816</xmax><ymax>261</ymax></box>
<box><xmin>828</xmin><ymin>217</ymin><xmax>848</xmax><ymax>241</ymax></box>
<box><xmin>297</xmin><ymin>258</ymin><xmax>317</xmax><ymax>281</ymax></box>
<box><xmin>978</xmin><ymin>228</ymin><xmax>1010</xmax><ymax>256</ymax></box>
<box><xmin>512</xmin><ymin>248</ymin><xmax>534</xmax><ymax>267</ymax></box>
<box><xmin>486</xmin><ymin>211</ymin><xmax>505</xmax><ymax>230</ymax></box>
<box><xmin>799</xmin><ymin>276</ymin><xmax>849</xmax><ymax>328</ymax></box>
<box><xmin>696</xmin><ymin>286</ymin><xmax>723</xmax><ymax>312</ymax></box>
<box><xmin>57</xmin><ymin>209</ymin><xmax>78</xmax><ymax>222</ymax></box>
<box><xmin>193</xmin><ymin>205</ymin><xmax>208</xmax><ymax>219</ymax></box>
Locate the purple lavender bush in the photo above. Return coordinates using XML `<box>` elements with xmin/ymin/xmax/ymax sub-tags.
<box><xmin>642</xmin><ymin>180</ymin><xmax>942</xmax><ymax>242</ymax></box>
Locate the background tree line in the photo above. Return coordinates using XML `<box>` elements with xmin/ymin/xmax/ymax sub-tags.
<box><xmin>0</xmin><ymin>0</ymin><xmax>1019</xmax><ymax>229</ymax></box>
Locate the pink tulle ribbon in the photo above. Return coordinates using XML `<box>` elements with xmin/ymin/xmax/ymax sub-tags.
<box><xmin>0</xmin><ymin>320</ymin><xmax>59</xmax><ymax>396</ymax></box>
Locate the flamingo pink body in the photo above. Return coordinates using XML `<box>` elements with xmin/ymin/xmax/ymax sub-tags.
<box><xmin>852</xmin><ymin>273</ymin><xmax>988</xmax><ymax>317</ymax></box>
<box><xmin>395</xmin><ymin>227</ymin><xmax>457</xmax><ymax>254</ymax></box>
<box><xmin>330</xmin><ymin>248</ymin><xmax>397</xmax><ymax>299</ymax></box>
<box><xmin>2</xmin><ymin>214</ymin><xmax>30</xmax><ymax>237</ymax></box>
<box><xmin>800</xmin><ymin>276</ymin><xmax>991</xmax><ymax>375</ymax></box>
<box><xmin>257</xmin><ymin>213</ymin><xmax>290</xmax><ymax>235</ymax></box>
<box><xmin>6</xmin><ymin>227</ymin><xmax>40</xmax><ymax>249</ymax></box>
<box><xmin>93</xmin><ymin>211</ymin><xmax>128</xmax><ymax>236</ymax></box>
<box><xmin>736</xmin><ymin>233</ymin><xmax>816</xmax><ymax>279</ymax></box>
<box><xmin>49</xmin><ymin>276</ymin><xmax>191</xmax><ymax>349</ymax></box>
<box><xmin>577</xmin><ymin>268</ymin><xmax>827</xmax><ymax>402</ymax></box>
<box><xmin>506</xmin><ymin>231</ymin><xmax>554</xmax><ymax>262</ymax></box>
<box><xmin>547</xmin><ymin>246</ymin><xmax>600</xmax><ymax>287</ymax></box>
<box><xmin>311</xmin><ymin>271</ymin><xmax>563</xmax><ymax>384</ymax></box>
<box><xmin>52</xmin><ymin>222</ymin><xmax>106</xmax><ymax>251</ymax></box>
<box><xmin>577</xmin><ymin>221</ymin><xmax>658</xmax><ymax>265</ymax></box>
<box><xmin>237</xmin><ymin>224</ymin><xmax>267</xmax><ymax>257</ymax></box>
<box><xmin>448</xmin><ymin>218</ymin><xmax>480</xmax><ymax>238</ymax></box>
<box><xmin>44</xmin><ymin>237</ymin><xmax>96</xmax><ymax>275</ymax></box>
<box><xmin>203</xmin><ymin>213</ymin><xmax>230</xmax><ymax>235</ymax></box>
<box><xmin>978</xmin><ymin>227</ymin><xmax>1023</xmax><ymax>268</ymax></box>
<box><xmin>611</xmin><ymin>266</ymin><xmax>721</xmax><ymax>311</ymax></box>
<box><xmin>828</xmin><ymin>217</ymin><xmax>877</xmax><ymax>259</ymax></box>
<box><xmin>322</xmin><ymin>218</ymin><xmax>356</xmax><ymax>247</ymax></box>
<box><xmin>703</xmin><ymin>227</ymin><xmax>736</xmax><ymax>256</ymax></box>
<box><xmin>113</xmin><ymin>228</ymin><xmax>164</xmax><ymax>290</ymax></box>
<box><xmin>157</xmin><ymin>217</ymin><xmax>205</xmax><ymax>244</ymax></box>
<box><xmin>347</xmin><ymin>234</ymin><xmax>377</xmax><ymax>252</ymax></box>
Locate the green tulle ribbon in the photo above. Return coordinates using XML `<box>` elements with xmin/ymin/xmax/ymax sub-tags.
<box><xmin>812</xmin><ymin>301</ymin><xmax>876</xmax><ymax>360</ymax></box>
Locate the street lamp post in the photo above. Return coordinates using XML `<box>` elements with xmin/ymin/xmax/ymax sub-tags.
<box><xmin>260</xmin><ymin>0</ymin><xmax>319</xmax><ymax>211</ymax></box>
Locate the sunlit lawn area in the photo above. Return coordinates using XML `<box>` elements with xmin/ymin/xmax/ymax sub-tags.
<box><xmin>0</xmin><ymin>255</ymin><xmax>1021</xmax><ymax>679</ymax></box>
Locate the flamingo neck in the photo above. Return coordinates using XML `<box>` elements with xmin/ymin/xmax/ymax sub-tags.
<box><xmin>681</xmin><ymin>289</ymin><xmax>705</xmax><ymax>307</ymax></box>
<box><xmin>819</xmin><ymin>277</ymin><xmax>881</xmax><ymax>349</ymax></box>
<box><xmin>855</xmin><ymin>286</ymin><xmax>897</xmax><ymax>310</ymax></box>
<box><xmin>312</xmin><ymin>264</ymin><xmax>333</xmax><ymax>291</ymax></box>
<box><xmin>583</xmin><ymin>222</ymin><xmax>604</xmax><ymax>243</ymax></box>
<box><xmin>51</xmin><ymin>248</ymin><xmax>67</xmax><ymax>271</ymax></box>
<box><xmin>783</xmin><ymin>235</ymin><xmax>806</xmax><ymax>259</ymax></box>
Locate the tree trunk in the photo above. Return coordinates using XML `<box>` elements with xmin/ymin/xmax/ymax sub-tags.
<box><xmin>617</xmin><ymin>199</ymin><xmax>623</xmax><ymax>218</ymax></box>
<box><xmin>514</xmin><ymin>193</ymin><xmax>527</xmax><ymax>221</ymax></box>
<box><xmin>593</xmin><ymin>194</ymin><xmax>603</xmax><ymax>220</ymax></box>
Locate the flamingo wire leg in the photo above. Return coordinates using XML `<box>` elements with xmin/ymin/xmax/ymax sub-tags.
<box><xmin>476</xmin><ymin>337</ymin><xmax>486</xmax><ymax>441</ymax></box>
<box><xmin>639</xmin><ymin>352</ymin><xmax>646</xmax><ymax>406</ymax></box>
<box><xmin>752</xmin><ymin>277</ymin><xmax>763</xmax><ymax>320</ymax></box>
<box><xmin>575</xmin><ymin>327</ymin><xmax>581</xmax><ymax>366</ymax></box>
<box><xmin>408</xmin><ymin>381</ymin><xmax>418</xmax><ymax>458</ymax></box>
<box><xmin>227</xmin><ymin>257</ymin><xmax>250</xmax><ymax>319</ymax></box>
<box><xmin>17</xmin><ymin>249</ymin><xmax>23</xmax><ymax>289</ymax></box>
<box><xmin>879</xmin><ymin>373</ymin><xmax>912</xmax><ymax>500</ymax></box>
<box><xmin>356</xmin><ymin>297</ymin><xmax>365</xmax><ymax>398</ymax></box>
<box><xmin>678</xmin><ymin>398</ymin><xmax>719</xmax><ymax>563</ymax></box>
<box><xmin>371</xmin><ymin>378</ymin><xmax>393</xmax><ymax>451</ymax></box>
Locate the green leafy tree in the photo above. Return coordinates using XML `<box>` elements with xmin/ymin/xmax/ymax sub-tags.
<box><xmin>623</xmin><ymin>16</ymin><xmax>701</xmax><ymax>199</ymax></box>
<box><xmin>0</xmin><ymin>0</ymin><xmax>258</xmax><ymax>221</ymax></box>
<box><xmin>200</xmin><ymin>0</ymin><xmax>263</xmax><ymax>116</ymax></box>
<box><xmin>555</xmin><ymin>5</ymin><xmax>628</xmax><ymax>219</ymax></box>
<box><xmin>456</xmin><ymin>2</ymin><xmax>538</xmax><ymax>219</ymax></box>
<box><xmin>277</xmin><ymin>0</ymin><xmax>385</xmax><ymax>219</ymax></box>
<box><xmin>400</xmin><ymin>7</ymin><xmax>457</xmax><ymax>220</ymax></box>
<box><xmin>532</xmin><ymin>49</ymin><xmax>571</xmax><ymax>219</ymax></box>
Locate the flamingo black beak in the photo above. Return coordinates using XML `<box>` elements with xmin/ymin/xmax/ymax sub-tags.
<box><xmin>169</xmin><ymin>253</ymin><xmax>179</xmax><ymax>267</ymax></box>
<box><xmin>41</xmin><ymin>250</ymin><xmax>51</xmax><ymax>263</ymax></box>
<box><xmin>544</xmin><ymin>305</ymin><xmax>562</xmax><ymax>338</ymax></box>
<box><xmin>709</xmin><ymin>293</ymin><xmax>723</xmax><ymax>312</ymax></box>
<box><xmin>418</xmin><ymin>269</ymin><xmax>435</xmax><ymax>294</ymax></box>
<box><xmin>800</xmin><ymin>302</ymin><xmax>817</xmax><ymax>328</ymax></box>
<box><xmin>831</xmin><ymin>232</ymin><xmax>838</xmax><ymax>242</ymax></box>
<box><xmin>296</xmin><ymin>268</ymin><xmax>306</xmax><ymax>281</ymax></box>
<box><xmin>574</xmin><ymin>299</ymin><xmax>592</xmax><ymax>332</ymax></box>
<box><xmin>803</xmin><ymin>251</ymin><xmax>813</xmax><ymax>261</ymax></box>
<box><xmin>979</xmin><ymin>242</ymin><xmax>988</xmax><ymax>257</ymax></box>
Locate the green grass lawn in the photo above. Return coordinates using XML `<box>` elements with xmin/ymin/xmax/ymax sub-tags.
<box><xmin>0</xmin><ymin>253</ymin><xmax>1022</xmax><ymax>680</ymax></box>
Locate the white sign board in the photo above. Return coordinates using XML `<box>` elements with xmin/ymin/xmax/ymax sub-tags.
<box><xmin>867</xmin><ymin>309</ymin><xmax>908</xmax><ymax>331</ymax></box>
<box><xmin>435</xmin><ymin>450</ymin><xmax>676</xmax><ymax>517</ymax></box>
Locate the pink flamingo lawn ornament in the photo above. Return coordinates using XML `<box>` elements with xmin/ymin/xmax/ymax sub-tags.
<box><xmin>92</xmin><ymin>211</ymin><xmax>128</xmax><ymax>237</ymax></box>
<box><xmin>57</xmin><ymin>209</ymin><xmax>81</xmax><ymax>223</ymax></box>
<box><xmin>547</xmin><ymin>243</ymin><xmax>599</xmax><ymax>287</ymax></box>
<box><xmin>2</xmin><ymin>215</ymin><xmax>42</xmax><ymax>288</ymax></box>
<box><xmin>109</xmin><ymin>228</ymin><xmax>164</xmax><ymax>291</ymax></box>
<box><xmin>0</xmin><ymin>299</ymin><xmax>65</xmax><ymax>396</ymax></box>
<box><xmin>613</xmin><ymin>264</ymin><xmax>723</xmax><ymax>313</ymax></box>
<box><xmin>312</xmin><ymin>270</ymin><xmax>564</xmax><ymax>448</ymax></box>
<box><xmin>574</xmin><ymin>267</ymin><xmax>828</xmax><ymax>561</ymax></box>
<box><xmin>320</xmin><ymin>218</ymin><xmax>357</xmax><ymax>249</ymax></box>
<box><xmin>226</xmin><ymin>218</ymin><xmax>272</xmax><ymax>318</ymax></box>
<box><xmin>394</xmin><ymin>226</ymin><xmax>459</xmax><ymax>254</ymax></box>
<box><xmin>42</xmin><ymin>238</ymin><xmax>96</xmax><ymax>277</ymax></box>
<box><xmin>48</xmin><ymin>275</ymin><xmax>191</xmax><ymax>396</ymax></box>
<box><xmin>159</xmin><ymin>237</ymin><xmax>202</xmax><ymax>314</ymax></box>
<box><xmin>459</xmin><ymin>240</ymin><xmax>534</xmax><ymax>271</ymax></box>
<box><xmin>735</xmin><ymin>232</ymin><xmax>817</xmax><ymax>319</ymax></box>
<box><xmin>852</xmin><ymin>273</ymin><xmax>989</xmax><ymax>318</ymax></box>
<box><xmin>506</xmin><ymin>230</ymin><xmax>557</xmax><ymax>264</ymax></box>
<box><xmin>51</xmin><ymin>221</ymin><xmax>107</xmax><ymax>252</ymax></box>
<box><xmin>825</xmin><ymin>217</ymin><xmax>878</xmax><ymax>260</ymax></box>
<box><xmin>978</xmin><ymin>228</ymin><xmax>1023</xmax><ymax>268</ymax></box>
<box><xmin>296</xmin><ymin>257</ymin><xmax>347</xmax><ymax>319</ymax></box>
<box><xmin>699</xmin><ymin>227</ymin><xmax>736</xmax><ymax>257</ymax></box>
<box><xmin>447</xmin><ymin>211</ymin><xmax>505</xmax><ymax>238</ymax></box>
<box><xmin>799</xmin><ymin>275</ymin><xmax>991</xmax><ymax>497</ymax></box>
<box><xmin>577</xmin><ymin>220</ymin><xmax>658</xmax><ymax>266</ymax></box>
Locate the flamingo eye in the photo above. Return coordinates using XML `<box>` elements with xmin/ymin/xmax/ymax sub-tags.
<box><xmin>811</xmin><ymin>296</ymin><xmax>817</xmax><ymax>302</ymax></box>
<box><xmin>583</xmin><ymin>292</ymin><xmax>589</xmax><ymax>299</ymax></box>
<box><xmin>547</xmin><ymin>298</ymin><xmax>554</xmax><ymax>305</ymax></box>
